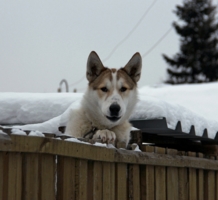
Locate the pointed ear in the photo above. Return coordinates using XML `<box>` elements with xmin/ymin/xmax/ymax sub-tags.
<box><xmin>122</xmin><ymin>52</ymin><xmax>142</xmax><ymax>82</ymax></box>
<box><xmin>86</xmin><ymin>51</ymin><xmax>105</xmax><ymax>82</ymax></box>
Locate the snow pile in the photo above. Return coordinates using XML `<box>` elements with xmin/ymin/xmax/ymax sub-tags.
<box><xmin>0</xmin><ymin>93</ymin><xmax>82</xmax><ymax>124</ymax></box>
<box><xmin>0</xmin><ymin>82</ymin><xmax>218</xmax><ymax>139</ymax></box>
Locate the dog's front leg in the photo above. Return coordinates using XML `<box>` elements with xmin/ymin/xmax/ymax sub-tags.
<box><xmin>93</xmin><ymin>129</ymin><xmax>116</xmax><ymax>143</ymax></box>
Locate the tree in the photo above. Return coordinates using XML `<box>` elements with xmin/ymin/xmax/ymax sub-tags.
<box><xmin>163</xmin><ymin>0</ymin><xmax>218</xmax><ymax>84</ymax></box>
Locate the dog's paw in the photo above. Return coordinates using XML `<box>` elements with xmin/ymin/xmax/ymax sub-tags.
<box><xmin>93</xmin><ymin>129</ymin><xmax>116</xmax><ymax>143</ymax></box>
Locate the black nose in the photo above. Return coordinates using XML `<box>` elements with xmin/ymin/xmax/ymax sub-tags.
<box><xmin>109</xmin><ymin>104</ymin><xmax>120</xmax><ymax>116</ymax></box>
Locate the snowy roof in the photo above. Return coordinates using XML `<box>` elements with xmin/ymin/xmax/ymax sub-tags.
<box><xmin>0</xmin><ymin>82</ymin><xmax>218</xmax><ymax>139</ymax></box>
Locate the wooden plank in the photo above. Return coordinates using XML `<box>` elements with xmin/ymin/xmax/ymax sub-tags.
<box><xmin>197</xmin><ymin>153</ymin><xmax>204</xmax><ymax>200</ymax></box>
<box><xmin>116</xmin><ymin>163</ymin><xmax>127</xmax><ymax>200</ymax></box>
<box><xmin>0</xmin><ymin>152</ymin><xmax>8</xmax><ymax>200</ymax></box>
<box><xmin>207</xmin><ymin>170</ymin><xmax>215</xmax><ymax>200</ymax></box>
<box><xmin>2</xmin><ymin>135</ymin><xmax>218</xmax><ymax>170</ymax></box>
<box><xmin>188</xmin><ymin>152</ymin><xmax>197</xmax><ymax>200</ymax></box>
<box><xmin>216</xmin><ymin>170</ymin><xmax>218</xmax><ymax>200</ymax></box>
<box><xmin>8</xmin><ymin>153</ymin><xmax>22</xmax><ymax>200</ymax></box>
<box><xmin>93</xmin><ymin>162</ymin><xmax>102</xmax><ymax>200</ymax></box>
<box><xmin>178</xmin><ymin>167</ymin><xmax>188</xmax><ymax>200</ymax></box>
<box><xmin>103</xmin><ymin>162</ymin><xmax>115</xmax><ymax>200</ymax></box>
<box><xmin>133</xmin><ymin>164</ymin><xmax>140</xmax><ymax>199</ymax></box>
<box><xmin>145</xmin><ymin>146</ymin><xmax>155</xmax><ymax>200</ymax></box>
<box><xmin>40</xmin><ymin>154</ymin><xmax>55</xmax><ymax>200</ymax></box>
<box><xmin>0</xmin><ymin>153</ymin><xmax>4</xmax><ymax>200</ymax></box>
<box><xmin>57</xmin><ymin>156</ymin><xmax>76</xmax><ymax>200</ymax></box>
<box><xmin>23</xmin><ymin>153</ymin><xmax>39</xmax><ymax>200</ymax></box>
<box><xmin>79</xmin><ymin>159</ymin><xmax>88</xmax><ymax>200</ymax></box>
<box><xmin>155</xmin><ymin>147</ymin><xmax>166</xmax><ymax>200</ymax></box>
<box><xmin>140</xmin><ymin>165</ymin><xmax>146</xmax><ymax>200</ymax></box>
<box><xmin>87</xmin><ymin>161</ymin><xmax>94</xmax><ymax>200</ymax></box>
<box><xmin>204</xmin><ymin>157</ymin><xmax>216</xmax><ymax>200</ymax></box>
<box><xmin>166</xmin><ymin>149</ymin><xmax>178</xmax><ymax>200</ymax></box>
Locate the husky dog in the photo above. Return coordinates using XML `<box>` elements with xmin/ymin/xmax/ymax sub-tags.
<box><xmin>65</xmin><ymin>51</ymin><xmax>142</xmax><ymax>146</ymax></box>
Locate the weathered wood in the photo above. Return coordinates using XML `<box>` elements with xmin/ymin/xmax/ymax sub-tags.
<box><xmin>178</xmin><ymin>168</ymin><xmax>188</xmax><ymax>200</ymax></box>
<box><xmin>116</xmin><ymin>163</ymin><xmax>127</xmax><ymax>200</ymax></box>
<box><xmin>204</xmin><ymin>157</ymin><xmax>216</xmax><ymax>200</ymax></box>
<box><xmin>2</xmin><ymin>135</ymin><xmax>218</xmax><ymax>170</ymax></box>
<box><xmin>188</xmin><ymin>152</ymin><xmax>197</xmax><ymax>200</ymax></box>
<box><xmin>8</xmin><ymin>153</ymin><xmax>22</xmax><ymax>200</ymax></box>
<box><xmin>40</xmin><ymin>154</ymin><xmax>55</xmax><ymax>200</ymax></box>
<box><xmin>132</xmin><ymin>164</ymin><xmax>140</xmax><ymax>200</ymax></box>
<box><xmin>0</xmin><ymin>152</ymin><xmax>4</xmax><ymax>200</ymax></box>
<box><xmin>0</xmin><ymin>152</ymin><xmax>8</xmax><ymax>200</ymax></box>
<box><xmin>144</xmin><ymin>146</ymin><xmax>155</xmax><ymax>200</ymax></box>
<box><xmin>155</xmin><ymin>147</ymin><xmax>166</xmax><ymax>200</ymax></box>
<box><xmin>103</xmin><ymin>162</ymin><xmax>115</xmax><ymax>200</ymax></box>
<box><xmin>79</xmin><ymin>159</ymin><xmax>88</xmax><ymax>200</ymax></box>
<box><xmin>87</xmin><ymin>161</ymin><xmax>94</xmax><ymax>200</ymax></box>
<box><xmin>166</xmin><ymin>149</ymin><xmax>178</xmax><ymax>200</ymax></box>
<box><xmin>57</xmin><ymin>156</ymin><xmax>76</xmax><ymax>200</ymax></box>
<box><xmin>93</xmin><ymin>162</ymin><xmax>103</xmax><ymax>200</ymax></box>
<box><xmin>23</xmin><ymin>153</ymin><xmax>39</xmax><ymax>200</ymax></box>
<box><xmin>216</xmin><ymin>171</ymin><xmax>218</xmax><ymax>200</ymax></box>
<box><xmin>197</xmin><ymin>153</ymin><xmax>204</xmax><ymax>200</ymax></box>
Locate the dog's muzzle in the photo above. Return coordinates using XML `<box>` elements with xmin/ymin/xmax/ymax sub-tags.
<box><xmin>106</xmin><ymin>103</ymin><xmax>121</xmax><ymax>122</ymax></box>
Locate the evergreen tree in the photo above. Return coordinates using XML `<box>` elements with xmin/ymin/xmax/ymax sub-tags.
<box><xmin>163</xmin><ymin>0</ymin><xmax>218</xmax><ymax>84</ymax></box>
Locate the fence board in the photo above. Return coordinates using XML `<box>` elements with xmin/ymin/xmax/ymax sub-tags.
<box><xmin>139</xmin><ymin>165</ymin><xmax>146</xmax><ymax>200</ymax></box>
<box><xmin>198</xmin><ymin>153</ymin><xmax>204</xmax><ymax>200</ymax></box>
<box><xmin>40</xmin><ymin>154</ymin><xmax>55</xmax><ymax>200</ymax></box>
<box><xmin>8</xmin><ymin>153</ymin><xmax>22</xmax><ymax>200</ymax></box>
<box><xmin>144</xmin><ymin>146</ymin><xmax>155</xmax><ymax>200</ymax></box>
<box><xmin>0</xmin><ymin>152</ymin><xmax>8</xmax><ymax>200</ymax></box>
<box><xmin>155</xmin><ymin>147</ymin><xmax>166</xmax><ymax>200</ymax></box>
<box><xmin>0</xmin><ymin>153</ymin><xmax>4</xmax><ymax>200</ymax></box>
<box><xmin>178</xmin><ymin>167</ymin><xmax>188</xmax><ymax>200</ymax></box>
<box><xmin>188</xmin><ymin>152</ymin><xmax>197</xmax><ymax>200</ymax></box>
<box><xmin>116</xmin><ymin>163</ymin><xmax>127</xmax><ymax>200</ymax></box>
<box><xmin>133</xmin><ymin>164</ymin><xmax>140</xmax><ymax>200</ymax></box>
<box><xmin>22</xmin><ymin>153</ymin><xmax>39</xmax><ymax>200</ymax></box>
<box><xmin>205</xmin><ymin>155</ymin><xmax>216</xmax><ymax>200</ymax></box>
<box><xmin>93</xmin><ymin>162</ymin><xmax>102</xmax><ymax>200</ymax></box>
<box><xmin>167</xmin><ymin>149</ymin><xmax>178</xmax><ymax>200</ymax></box>
<box><xmin>103</xmin><ymin>162</ymin><xmax>115</xmax><ymax>200</ymax></box>
<box><xmin>79</xmin><ymin>159</ymin><xmax>88</xmax><ymax>200</ymax></box>
<box><xmin>3</xmin><ymin>135</ymin><xmax>218</xmax><ymax>170</ymax></box>
<box><xmin>57</xmin><ymin>156</ymin><xmax>76</xmax><ymax>200</ymax></box>
<box><xmin>216</xmin><ymin>171</ymin><xmax>218</xmax><ymax>200</ymax></box>
<box><xmin>87</xmin><ymin>161</ymin><xmax>94</xmax><ymax>200</ymax></box>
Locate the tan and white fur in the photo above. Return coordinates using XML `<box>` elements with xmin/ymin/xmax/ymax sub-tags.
<box><xmin>65</xmin><ymin>51</ymin><xmax>142</xmax><ymax>146</ymax></box>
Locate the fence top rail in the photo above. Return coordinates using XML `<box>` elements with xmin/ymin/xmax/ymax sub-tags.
<box><xmin>0</xmin><ymin>135</ymin><xmax>218</xmax><ymax>170</ymax></box>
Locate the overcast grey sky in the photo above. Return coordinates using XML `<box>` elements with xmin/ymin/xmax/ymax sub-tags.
<box><xmin>1</xmin><ymin>0</ymin><xmax>214</xmax><ymax>93</ymax></box>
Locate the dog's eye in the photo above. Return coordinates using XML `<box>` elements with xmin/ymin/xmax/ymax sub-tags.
<box><xmin>101</xmin><ymin>87</ymin><xmax>108</xmax><ymax>92</ymax></box>
<box><xmin>120</xmin><ymin>87</ymin><xmax>127</xmax><ymax>92</ymax></box>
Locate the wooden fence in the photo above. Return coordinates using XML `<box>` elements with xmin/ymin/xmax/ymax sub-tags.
<box><xmin>0</xmin><ymin>134</ymin><xmax>218</xmax><ymax>200</ymax></box>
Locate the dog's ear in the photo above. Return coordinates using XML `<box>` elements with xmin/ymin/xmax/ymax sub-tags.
<box><xmin>86</xmin><ymin>51</ymin><xmax>105</xmax><ymax>82</ymax></box>
<box><xmin>122</xmin><ymin>52</ymin><xmax>142</xmax><ymax>82</ymax></box>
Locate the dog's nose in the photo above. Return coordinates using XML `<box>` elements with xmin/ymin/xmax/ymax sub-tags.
<box><xmin>109</xmin><ymin>104</ymin><xmax>120</xmax><ymax>116</ymax></box>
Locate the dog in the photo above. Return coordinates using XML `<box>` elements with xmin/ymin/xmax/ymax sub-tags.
<box><xmin>65</xmin><ymin>51</ymin><xmax>142</xmax><ymax>146</ymax></box>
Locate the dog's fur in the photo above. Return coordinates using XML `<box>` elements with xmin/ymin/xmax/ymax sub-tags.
<box><xmin>65</xmin><ymin>51</ymin><xmax>142</xmax><ymax>146</ymax></box>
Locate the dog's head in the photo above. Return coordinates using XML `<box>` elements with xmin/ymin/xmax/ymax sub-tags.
<box><xmin>83</xmin><ymin>51</ymin><xmax>142</xmax><ymax>127</ymax></box>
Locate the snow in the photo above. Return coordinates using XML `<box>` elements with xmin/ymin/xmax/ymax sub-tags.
<box><xmin>0</xmin><ymin>93</ymin><xmax>82</xmax><ymax>125</ymax></box>
<box><xmin>0</xmin><ymin>82</ymin><xmax>218</xmax><ymax>139</ymax></box>
<box><xmin>11</xmin><ymin>128</ymin><xmax>27</xmax><ymax>135</ymax></box>
<box><xmin>29</xmin><ymin>130</ymin><xmax>45</xmax><ymax>137</ymax></box>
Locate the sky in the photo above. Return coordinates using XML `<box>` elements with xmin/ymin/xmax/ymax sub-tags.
<box><xmin>0</xmin><ymin>0</ymin><xmax>217</xmax><ymax>93</ymax></box>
